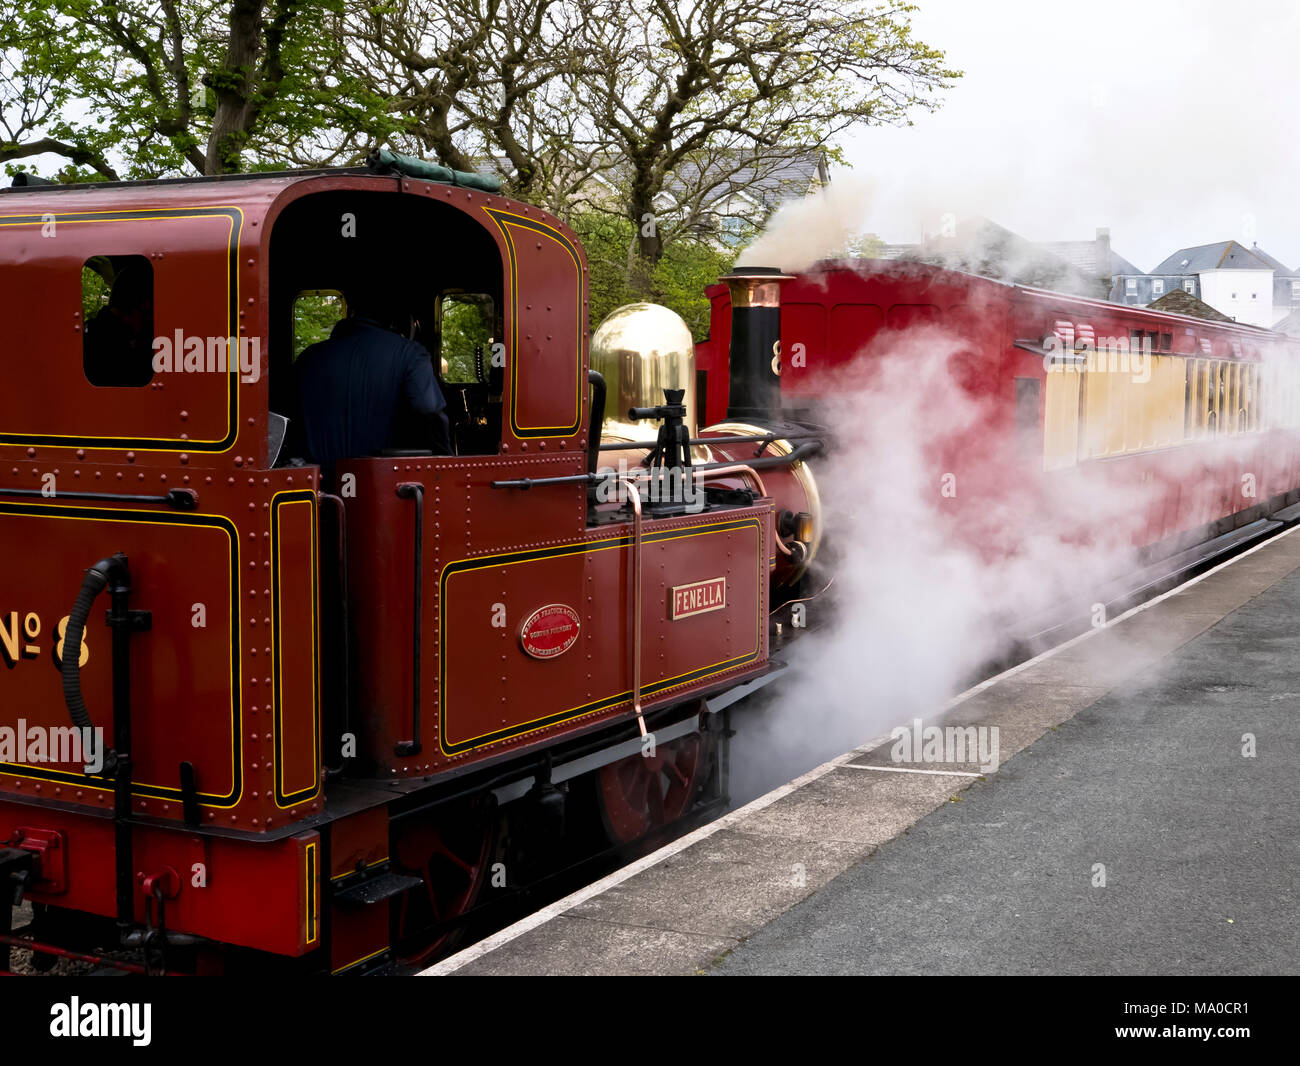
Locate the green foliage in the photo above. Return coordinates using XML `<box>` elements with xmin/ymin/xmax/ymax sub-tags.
<box><xmin>439</xmin><ymin>295</ymin><xmax>494</xmax><ymax>383</ymax></box>
<box><xmin>80</xmin><ymin>262</ymin><xmax>111</xmax><ymax>321</ymax></box>
<box><xmin>572</xmin><ymin>213</ymin><xmax>740</xmax><ymax>341</ymax></box>
<box><xmin>292</xmin><ymin>291</ymin><xmax>346</xmax><ymax>359</ymax></box>
<box><xmin>0</xmin><ymin>0</ymin><xmax>404</xmax><ymax>179</ymax></box>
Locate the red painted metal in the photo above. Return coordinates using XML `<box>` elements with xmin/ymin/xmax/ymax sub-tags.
<box><xmin>0</xmin><ymin>170</ymin><xmax>774</xmax><ymax>970</ymax></box>
<box><xmin>697</xmin><ymin>258</ymin><xmax>1300</xmax><ymax>559</ymax></box>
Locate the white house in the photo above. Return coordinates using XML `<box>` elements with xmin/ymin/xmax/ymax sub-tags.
<box><xmin>1147</xmin><ymin>241</ymin><xmax>1297</xmax><ymax>328</ymax></box>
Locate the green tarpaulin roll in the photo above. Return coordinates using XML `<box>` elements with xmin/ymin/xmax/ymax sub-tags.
<box><xmin>367</xmin><ymin>148</ymin><xmax>503</xmax><ymax>194</ymax></box>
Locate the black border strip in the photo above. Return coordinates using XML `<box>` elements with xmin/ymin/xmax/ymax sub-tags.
<box><xmin>437</xmin><ymin>518</ymin><xmax>763</xmax><ymax>755</ymax></box>
<box><xmin>0</xmin><ymin>500</ymin><xmax>243</xmax><ymax>805</ymax></box>
<box><xmin>271</xmin><ymin>490</ymin><xmax>322</xmax><ymax>807</ymax></box>
<box><xmin>0</xmin><ymin>207</ymin><xmax>242</xmax><ymax>452</ymax></box>
<box><xmin>483</xmin><ymin>208</ymin><xmax>584</xmax><ymax>440</ymax></box>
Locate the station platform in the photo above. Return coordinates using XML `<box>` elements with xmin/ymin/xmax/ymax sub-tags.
<box><xmin>425</xmin><ymin>527</ymin><xmax>1300</xmax><ymax>976</ymax></box>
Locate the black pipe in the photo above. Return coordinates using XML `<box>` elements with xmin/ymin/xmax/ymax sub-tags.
<box><xmin>598</xmin><ymin>431</ymin><xmax>822</xmax><ymax>451</ymax></box>
<box><xmin>716</xmin><ymin>440</ymin><xmax>823</xmax><ymax>471</ymax></box>
<box><xmin>60</xmin><ymin>558</ymin><xmax>115</xmax><ymax>742</ymax></box>
<box><xmin>105</xmin><ymin>560</ymin><xmax>141</xmax><ymax>940</ymax></box>
<box><xmin>491</xmin><ymin>441</ymin><xmax>821</xmax><ymax>490</ymax></box>
<box><xmin>62</xmin><ymin>555</ymin><xmax>148</xmax><ymax>938</ymax></box>
<box><xmin>587</xmin><ymin>370</ymin><xmax>607</xmax><ymax>476</ymax></box>
<box><xmin>0</xmin><ymin>487</ymin><xmax>197</xmax><ymax>509</ymax></box>
<box><xmin>395</xmin><ymin>483</ymin><xmax>424</xmax><ymax>757</ymax></box>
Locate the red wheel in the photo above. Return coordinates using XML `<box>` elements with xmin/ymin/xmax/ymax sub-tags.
<box><xmin>391</xmin><ymin>799</ymin><xmax>498</xmax><ymax>967</ymax></box>
<box><xmin>597</xmin><ymin>733</ymin><xmax>707</xmax><ymax>845</ymax></box>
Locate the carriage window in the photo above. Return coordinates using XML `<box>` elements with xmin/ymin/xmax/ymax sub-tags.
<box><xmin>293</xmin><ymin>290</ymin><xmax>347</xmax><ymax>360</ymax></box>
<box><xmin>82</xmin><ymin>255</ymin><xmax>154</xmax><ymax>387</ymax></box>
<box><xmin>437</xmin><ymin>293</ymin><xmax>495</xmax><ymax>383</ymax></box>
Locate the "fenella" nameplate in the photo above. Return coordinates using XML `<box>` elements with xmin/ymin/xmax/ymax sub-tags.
<box><xmin>669</xmin><ymin>577</ymin><xmax>726</xmax><ymax>620</ymax></box>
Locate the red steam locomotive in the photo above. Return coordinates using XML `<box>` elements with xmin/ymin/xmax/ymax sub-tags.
<box><xmin>0</xmin><ymin>161</ymin><xmax>821</xmax><ymax>974</ymax></box>
<box><xmin>4</xmin><ymin>154</ymin><xmax>1299</xmax><ymax>975</ymax></box>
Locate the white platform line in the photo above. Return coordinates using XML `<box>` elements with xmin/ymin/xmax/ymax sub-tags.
<box><xmin>418</xmin><ymin>741</ymin><xmax>889</xmax><ymax>975</ymax></box>
<box><xmin>840</xmin><ymin>764</ymin><xmax>983</xmax><ymax>778</ymax></box>
<box><xmin>421</xmin><ymin>522</ymin><xmax>1299</xmax><ymax>976</ymax></box>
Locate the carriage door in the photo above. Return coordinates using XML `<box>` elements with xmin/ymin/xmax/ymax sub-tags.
<box><xmin>1043</xmin><ymin>321</ymin><xmax>1082</xmax><ymax>470</ymax></box>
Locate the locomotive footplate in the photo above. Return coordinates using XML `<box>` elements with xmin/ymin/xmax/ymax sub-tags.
<box><xmin>331</xmin><ymin>863</ymin><xmax>423</xmax><ymax>908</ymax></box>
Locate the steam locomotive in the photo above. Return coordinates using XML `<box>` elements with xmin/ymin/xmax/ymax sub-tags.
<box><xmin>0</xmin><ymin>160</ymin><xmax>822</xmax><ymax>975</ymax></box>
<box><xmin>3</xmin><ymin>155</ymin><xmax>1298</xmax><ymax>975</ymax></box>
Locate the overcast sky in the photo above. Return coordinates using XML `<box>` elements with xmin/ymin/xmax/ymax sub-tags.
<box><xmin>841</xmin><ymin>0</ymin><xmax>1300</xmax><ymax>272</ymax></box>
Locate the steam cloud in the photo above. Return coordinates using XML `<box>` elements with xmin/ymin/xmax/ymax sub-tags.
<box><xmin>726</xmin><ymin>177</ymin><xmax>1300</xmax><ymax>802</ymax></box>
<box><xmin>741</xmin><ymin>176</ymin><xmax>876</xmax><ymax>274</ymax></box>
<box><xmin>729</xmin><ymin>319</ymin><xmax>1295</xmax><ymax>803</ymax></box>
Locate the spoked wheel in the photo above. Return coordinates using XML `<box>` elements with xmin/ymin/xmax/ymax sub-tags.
<box><xmin>391</xmin><ymin>798</ymin><xmax>498</xmax><ymax>967</ymax></box>
<box><xmin>597</xmin><ymin>731</ymin><xmax>711</xmax><ymax>845</ymax></box>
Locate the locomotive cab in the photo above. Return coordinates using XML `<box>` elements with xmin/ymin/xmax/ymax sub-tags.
<box><xmin>266</xmin><ymin>187</ymin><xmax>508</xmax><ymax>463</ymax></box>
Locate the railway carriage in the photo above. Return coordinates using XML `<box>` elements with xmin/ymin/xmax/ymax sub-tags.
<box><xmin>698</xmin><ymin>259</ymin><xmax>1300</xmax><ymax>628</ymax></box>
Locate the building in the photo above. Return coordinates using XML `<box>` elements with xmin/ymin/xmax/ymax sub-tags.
<box><xmin>1145</xmin><ymin>287</ymin><xmax>1236</xmax><ymax>323</ymax></box>
<box><xmin>1116</xmin><ymin>241</ymin><xmax>1300</xmax><ymax>329</ymax></box>
<box><xmin>879</xmin><ymin>218</ymin><xmax>1138</xmax><ymax>301</ymax></box>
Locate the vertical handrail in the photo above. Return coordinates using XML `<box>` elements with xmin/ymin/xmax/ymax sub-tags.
<box><xmin>317</xmin><ymin>492</ymin><xmax>351</xmax><ymax>771</ymax></box>
<box><xmin>105</xmin><ymin>559</ymin><xmax>137</xmax><ymax>939</ymax></box>
<box><xmin>617</xmin><ymin>475</ymin><xmax>646</xmax><ymax>738</ymax></box>
<box><xmin>395</xmin><ymin>483</ymin><xmax>425</xmax><ymax>757</ymax></box>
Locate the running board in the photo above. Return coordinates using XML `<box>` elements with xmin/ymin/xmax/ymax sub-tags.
<box><xmin>1268</xmin><ymin>500</ymin><xmax>1300</xmax><ymax>524</ymax></box>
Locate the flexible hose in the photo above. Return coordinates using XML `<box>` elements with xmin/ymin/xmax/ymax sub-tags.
<box><xmin>61</xmin><ymin>558</ymin><xmax>114</xmax><ymax>738</ymax></box>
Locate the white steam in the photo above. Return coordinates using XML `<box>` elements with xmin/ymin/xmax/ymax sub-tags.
<box><xmin>730</xmin><ymin>325</ymin><xmax>1199</xmax><ymax>800</ymax></box>
<box><xmin>741</xmin><ymin>176</ymin><xmax>876</xmax><ymax>274</ymax></box>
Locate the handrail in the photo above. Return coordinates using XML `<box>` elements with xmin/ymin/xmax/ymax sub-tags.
<box><xmin>617</xmin><ymin>475</ymin><xmax>646</xmax><ymax>738</ymax></box>
<box><xmin>317</xmin><ymin>492</ymin><xmax>351</xmax><ymax>772</ymax></box>
<box><xmin>0</xmin><ymin>486</ymin><xmax>198</xmax><ymax>509</ymax></box>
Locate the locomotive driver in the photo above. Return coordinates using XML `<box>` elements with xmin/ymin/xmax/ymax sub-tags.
<box><xmin>295</xmin><ymin>286</ymin><xmax>451</xmax><ymax>489</ymax></box>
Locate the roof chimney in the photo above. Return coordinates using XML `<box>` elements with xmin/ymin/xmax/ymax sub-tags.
<box><xmin>1095</xmin><ymin>227</ymin><xmax>1112</xmax><ymax>282</ymax></box>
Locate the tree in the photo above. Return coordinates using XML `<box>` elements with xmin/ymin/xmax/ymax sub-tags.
<box><xmin>566</xmin><ymin>0</ymin><xmax>958</xmax><ymax>294</ymax></box>
<box><xmin>0</xmin><ymin>0</ymin><xmax>394</xmax><ymax>179</ymax></box>
<box><xmin>340</xmin><ymin>2</ymin><xmax>956</xmax><ymax>295</ymax></box>
<box><xmin>571</xmin><ymin>210</ymin><xmax>741</xmax><ymax>337</ymax></box>
<box><xmin>2</xmin><ymin>0</ymin><xmax>957</xmax><ymax>324</ymax></box>
<box><xmin>339</xmin><ymin>0</ymin><xmax>613</xmax><ymax>212</ymax></box>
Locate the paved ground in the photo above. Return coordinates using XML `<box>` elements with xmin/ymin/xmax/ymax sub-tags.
<box><xmin>431</xmin><ymin>528</ymin><xmax>1300</xmax><ymax>976</ymax></box>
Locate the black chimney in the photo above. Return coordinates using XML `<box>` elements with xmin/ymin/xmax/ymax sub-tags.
<box><xmin>722</xmin><ymin>266</ymin><xmax>793</xmax><ymax>421</ymax></box>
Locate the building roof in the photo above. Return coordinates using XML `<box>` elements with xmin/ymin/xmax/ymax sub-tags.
<box><xmin>1149</xmin><ymin>240</ymin><xmax>1278</xmax><ymax>275</ymax></box>
<box><xmin>1146</xmin><ymin>288</ymin><xmax>1236</xmax><ymax>322</ymax></box>
<box><xmin>1108</xmin><ymin>250</ymin><xmax>1143</xmax><ymax>275</ymax></box>
<box><xmin>1273</xmin><ymin>309</ymin><xmax>1300</xmax><ymax>336</ymax></box>
<box><xmin>1245</xmin><ymin>244</ymin><xmax>1296</xmax><ymax>275</ymax></box>
<box><xmin>1038</xmin><ymin>239</ymin><xmax>1140</xmax><ymax>278</ymax></box>
<box><xmin>910</xmin><ymin>216</ymin><xmax>1110</xmax><ymax>298</ymax></box>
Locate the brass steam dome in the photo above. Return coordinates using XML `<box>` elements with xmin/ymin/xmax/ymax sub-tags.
<box><xmin>591</xmin><ymin>302</ymin><xmax>698</xmax><ymax>440</ymax></box>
